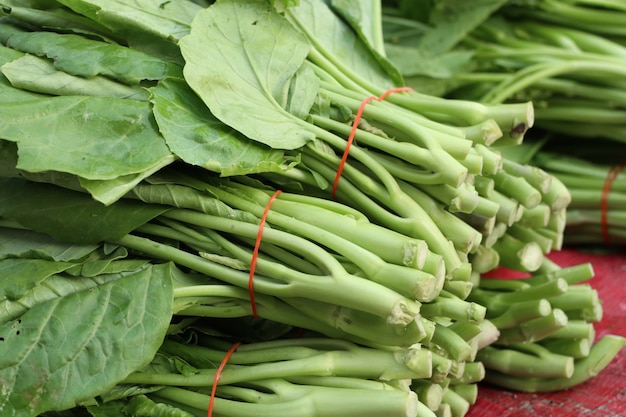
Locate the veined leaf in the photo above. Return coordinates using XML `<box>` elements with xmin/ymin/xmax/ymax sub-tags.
<box><xmin>0</xmin><ymin>22</ymin><xmax>182</xmax><ymax>84</ymax></box>
<box><xmin>56</xmin><ymin>0</ymin><xmax>199</xmax><ymax>42</ymax></box>
<box><xmin>56</xmin><ymin>0</ymin><xmax>201</xmax><ymax>61</ymax></box>
<box><xmin>0</xmin><ymin>178</ymin><xmax>168</xmax><ymax>244</ymax></box>
<box><xmin>78</xmin><ymin>154</ymin><xmax>178</xmax><ymax>206</ymax></box>
<box><xmin>0</xmin><ymin>227</ymin><xmax>100</xmax><ymax>262</ymax></box>
<box><xmin>0</xmin><ymin>3</ymin><xmax>120</xmax><ymax>43</ymax></box>
<box><xmin>180</xmin><ymin>0</ymin><xmax>317</xmax><ymax>150</ymax></box>
<box><xmin>1</xmin><ymin>54</ymin><xmax>150</xmax><ymax>99</ymax></box>
<box><xmin>0</xmin><ymin>262</ymin><xmax>174</xmax><ymax>417</ymax></box>
<box><xmin>0</xmin><ymin>258</ymin><xmax>75</xmax><ymax>301</ymax></box>
<box><xmin>150</xmin><ymin>78</ymin><xmax>289</xmax><ymax>175</ymax></box>
<box><xmin>0</xmin><ymin>85</ymin><xmax>173</xmax><ymax>180</ymax></box>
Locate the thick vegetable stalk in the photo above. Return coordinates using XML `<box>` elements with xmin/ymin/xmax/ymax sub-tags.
<box><xmin>469</xmin><ymin>256</ymin><xmax>626</xmax><ymax>391</ymax></box>
<box><xmin>94</xmin><ymin>332</ymin><xmax>427</xmax><ymax>417</ymax></box>
<box><xmin>0</xmin><ymin>1</ymin><xmax>622</xmax><ymax>416</ymax></box>
<box><xmin>521</xmin><ymin>141</ymin><xmax>626</xmax><ymax>245</ymax></box>
<box><xmin>0</xmin><ymin>176</ymin><xmax>499</xmax><ymax>417</ymax></box>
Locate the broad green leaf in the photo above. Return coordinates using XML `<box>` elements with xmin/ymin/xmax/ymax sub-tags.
<box><xmin>0</xmin><ymin>178</ymin><xmax>169</xmax><ymax>243</ymax></box>
<box><xmin>0</xmin><ymin>227</ymin><xmax>100</xmax><ymax>262</ymax></box>
<box><xmin>1</xmin><ymin>54</ymin><xmax>150</xmax><ymax>99</ymax></box>
<box><xmin>286</xmin><ymin>63</ymin><xmax>320</xmax><ymax>120</ymax></box>
<box><xmin>0</xmin><ymin>139</ymin><xmax>19</xmax><ymax>178</ymax></box>
<box><xmin>0</xmin><ymin>43</ymin><xmax>24</xmax><ymax>65</ymax></box>
<box><xmin>150</xmin><ymin>78</ymin><xmax>289</xmax><ymax>175</ymax></box>
<box><xmin>56</xmin><ymin>0</ymin><xmax>201</xmax><ymax>61</ymax></box>
<box><xmin>285</xmin><ymin>0</ymin><xmax>400</xmax><ymax>88</ymax></box>
<box><xmin>0</xmin><ymin>262</ymin><xmax>174</xmax><ymax>417</ymax></box>
<box><xmin>0</xmin><ymin>23</ymin><xmax>182</xmax><ymax>84</ymax></box>
<box><xmin>0</xmin><ymin>258</ymin><xmax>75</xmax><ymax>301</ymax></box>
<box><xmin>96</xmin><ymin>383</ymin><xmax>165</xmax><ymax>403</ymax></box>
<box><xmin>78</xmin><ymin>154</ymin><xmax>178</xmax><ymax>205</ymax></box>
<box><xmin>57</xmin><ymin>0</ymin><xmax>198</xmax><ymax>41</ymax></box>
<box><xmin>0</xmin><ymin>147</ymin><xmax>168</xmax><ymax>207</ymax></box>
<box><xmin>0</xmin><ymin>263</ymin><xmax>152</xmax><ymax>323</ymax></box>
<box><xmin>0</xmin><ymin>4</ymin><xmax>120</xmax><ymax>43</ymax></box>
<box><xmin>0</xmin><ymin>85</ymin><xmax>173</xmax><ymax>180</ymax></box>
<box><xmin>180</xmin><ymin>0</ymin><xmax>317</xmax><ymax>150</ymax></box>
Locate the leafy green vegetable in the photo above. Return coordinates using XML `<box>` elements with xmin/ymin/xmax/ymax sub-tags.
<box><xmin>0</xmin><ymin>262</ymin><xmax>173</xmax><ymax>417</ymax></box>
<box><xmin>0</xmin><ymin>2</ymin><xmax>624</xmax><ymax>417</ymax></box>
<box><xmin>0</xmin><ymin>178</ymin><xmax>168</xmax><ymax>243</ymax></box>
<box><xmin>180</xmin><ymin>0</ymin><xmax>317</xmax><ymax>150</ymax></box>
<box><xmin>0</xmin><ymin>87</ymin><xmax>173</xmax><ymax>180</ymax></box>
<box><xmin>2</xmin><ymin>53</ymin><xmax>150</xmax><ymax>99</ymax></box>
<box><xmin>0</xmin><ymin>22</ymin><xmax>182</xmax><ymax>84</ymax></box>
<box><xmin>150</xmin><ymin>77</ymin><xmax>291</xmax><ymax>175</ymax></box>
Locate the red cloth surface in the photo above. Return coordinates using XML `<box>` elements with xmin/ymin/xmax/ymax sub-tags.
<box><xmin>466</xmin><ymin>248</ymin><xmax>626</xmax><ymax>417</ymax></box>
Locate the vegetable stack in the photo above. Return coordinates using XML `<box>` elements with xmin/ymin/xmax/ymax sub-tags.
<box><xmin>0</xmin><ymin>1</ymin><xmax>623</xmax><ymax>417</ymax></box>
<box><xmin>381</xmin><ymin>0</ymin><xmax>626</xmax><ymax>245</ymax></box>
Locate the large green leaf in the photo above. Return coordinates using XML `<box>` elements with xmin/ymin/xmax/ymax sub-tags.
<box><xmin>0</xmin><ymin>85</ymin><xmax>173</xmax><ymax>180</ymax></box>
<box><xmin>0</xmin><ymin>22</ymin><xmax>182</xmax><ymax>84</ymax></box>
<box><xmin>0</xmin><ymin>227</ymin><xmax>99</xmax><ymax>261</ymax></box>
<box><xmin>56</xmin><ymin>0</ymin><xmax>199</xmax><ymax>41</ymax></box>
<box><xmin>0</xmin><ymin>3</ymin><xmax>120</xmax><ymax>43</ymax></box>
<box><xmin>0</xmin><ymin>262</ymin><xmax>174</xmax><ymax>417</ymax></box>
<box><xmin>150</xmin><ymin>78</ymin><xmax>290</xmax><ymax>175</ymax></box>
<box><xmin>1</xmin><ymin>54</ymin><xmax>150</xmax><ymax>99</ymax></box>
<box><xmin>0</xmin><ymin>258</ymin><xmax>75</xmax><ymax>301</ymax></box>
<box><xmin>77</xmin><ymin>154</ymin><xmax>178</xmax><ymax>206</ymax></box>
<box><xmin>0</xmin><ymin>178</ymin><xmax>168</xmax><ymax>243</ymax></box>
<box><xmin>180</xmin><ymin>0</ymin><xmax>317</xmax><ymax>150</ymax></box>
<box><xmin>56</xmin><ymin>0</ymin><xmax>201</xmax><ymax>61</ymax></box>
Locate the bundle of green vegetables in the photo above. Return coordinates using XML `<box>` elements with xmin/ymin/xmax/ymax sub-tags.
<box><xmin>381</xmin><ymin>0</ymin><xmax>626</xmax><ymax>245</ymax></box>
<box><xmin>0</xmin><ymin>1</ymin><xmax>624</xmax><ymax>417</ymax></box>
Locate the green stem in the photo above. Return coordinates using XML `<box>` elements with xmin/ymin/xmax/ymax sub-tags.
<box><xmin>483</xmin><ymin>335</ymin><xmax>626</xmax><ymax>392</ymax></box>
<box><xmin>114</xmin><ymin>233</ymin><xmax>419</xmax><ymax>326</ymax></box>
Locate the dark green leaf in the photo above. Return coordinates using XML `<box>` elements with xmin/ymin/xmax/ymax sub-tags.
<box><xmin>0</xmin><ymin>178</ymin><xmax>168</xmax><ymax>243</ymax></box>
<box><xmin>0</xmin><ymin>85</ymin><xmax>173</xmax><ymax>180</ymax></box>
<box><xmin>180</xmin><ymin>0</ymin><xmax>316</xmax><ymax>150</ymax></box>
<box><xmin>0</xmin><ymin>258</ymin><xmax>75</xmax><ymax>301</ymax></box>
<box><xmin>150</xmin><ymin>78</ymin><xmax>289</xmax><ymax>175</ymax></box>
<box><xmin>0</xmin><ymin>263</ymin><xmax>173</xmax><ymax>417</ymax></box>
<box><xmin>0</xmin><ymin>24</ymin><xmax>182</xmax><ymax>84</ymax></box>
<box><xmin>1</xmin><ymin>54</ymin><xmax>150</xmax><ymax>99</ymax></box>
<box><xmin>56</xmin><ymin>0</ymin><xmax>202</xmax><ymax>62</ymax></box>
<box><xmin>0</xmin><ymin>227</ymin><xmax>99</xmax><ymax>261</ymax></box>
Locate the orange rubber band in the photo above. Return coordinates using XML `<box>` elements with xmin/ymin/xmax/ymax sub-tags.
<box><xmin>207</xmin><ymin>341</ymin><xmax>241</xmax><ymax>417</ymax></box>
<box><xmin>331</xmin><ymin>87</ymin><xmax>414</xmax><ymax>199</ymax></box>
<box><xmin>600</xmin><ymin>164</ymin><xmax>625</xmax><ymax>244</ymax></box>
<box><xmin>249</xmin><ymin>189</ymin><xmax>282</xmax><ymax>317</ymax></box>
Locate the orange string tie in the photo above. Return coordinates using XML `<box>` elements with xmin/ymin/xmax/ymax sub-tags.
<box><xmin>331</xmin><ymin>86</ymin><xmax>414</xmax><ymax>199</ymax></box>
<box><xmin>248</xmin><ymin>189</ymin><xmax>282</xmax><ymax>317</ymax></box>
<box><xmin>600</xmin><ymin>163</ymin><xmax>625</xmax><ymax>244</ymax></box>
<box><xmin>207</xmin><ymin>341</ymin><xmax>241</xmax><ymax>417</ymax></box>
